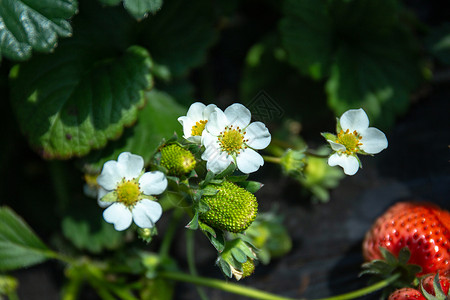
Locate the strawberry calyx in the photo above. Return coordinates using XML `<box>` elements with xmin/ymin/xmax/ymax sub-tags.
<box><xmin>361</xmin><ymin>247</ymin><xmax>422</xmax><ymax>298</ymax></box>
<box><xmin>420</xmin><ymin>273</ymin><xmax>450</xmax><ymax>300</ymax></box>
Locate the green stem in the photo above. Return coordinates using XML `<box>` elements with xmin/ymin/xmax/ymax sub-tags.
<box><xmin>270</xmin><ymin>139</ymin><xmax>296</xmax><ymax>150</ymax></box>
<box><xmin>159</xmin><ymin>271</ymin><xmax>401</xmax><ymax>300</ymax></box>
<box><xmin>263</xmin><ymin>155</ymin><xmax>282</xmax><ymax>164</ymax></box>
<box><xmin>314</xmin><ymin>273</ymin><xmax>401</xmax><ymax>300</ymax></box>
<box><xmin>159</xmin><ymin>208</ymin><xmax>184</xmax><ymax>258</ymax></box>
<box><xmin>304</xmin><ymin>150</ymin><xmax>329</xmax><ymax>159</ymax></box>
<box><xmin>159</xmin><ymin>271</ymin><xmax>297</xmax><ymax>300</ymax></box>
<box><xmin>186</xmin><ymin>230</ymin><xmax>209</xmax><ymax>300</ymax></box>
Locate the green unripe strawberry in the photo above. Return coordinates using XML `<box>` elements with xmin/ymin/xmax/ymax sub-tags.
<box><xmin>200</xmin><ymin>181</ymin><xmax>258</xmax><ymax>233</ymax></box>
<box><xmin>160</xmin><ymin>144</ymin><xmax>196</xmax><ymax>176</ymax></box>
<box><xmin>241</xmin><ymin>259</ymin><xmax>255</xmax><ymax>278</ymax></box>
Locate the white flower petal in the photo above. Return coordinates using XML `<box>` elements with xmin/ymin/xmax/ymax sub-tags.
<box><xmin>103</xmin><ymin>203</ymin><xmax>132</xmax><ymax>231</ymax></box>
<box><xmin>132</xmin><ymin>199</ymin><xmax>163</xmax><ymax>228</ymax></box>
<box><xmin>244</xmin><ymin>122</ymin><xmax>271</xmax><ymax>150</ymax></box>
<box><xmin>224</xmin><ymin>103</ymin><xmax>251</xmax><ymax>129</ymax></box>
<box><xmin>117</xmin><ymin>152</ymin><xmax>144</xmax><ymax>180</ymax></box>
<box><xmin>236</xmin><ymin>148</ymin><xmax>264</xmax><ymax>174</ymax></box>
<box><xmin>360</xmin><ymin>127</ymin><xmax>388</xmax><ymax>154</ymax></box>
<box><xmin>178</xmin><ymin>116</ymin><xmax>193</xmax><ymax>139</ymax></box>
<box><xmin>97</xmin><ymin>187</ymin><xmax>112</xmax><ymax>208</ymax></box>
<box><xmin>203</xmin><ymin>104</ymin><xmax>218</xmax><ymax>119</ymax></box>
<box><xmin>327</xmin><ymin>140</ymin><xmax>346</xmax><ymax>152</ymax></box>
<box><xmin>186</xmin><ymin>102</ymin><xmax>206</xmax><ymax>120</ymax></box>
<box><xmin>187</xmin><ymin>135</ymin><xmax>202</xmax><ymax>144</ymax></box>
<box><xmin>97</xmin><ymin>160</ymin><xmax>122</xmax><ymax>190</ymax></box>
<box><xmin>340</xmin><ymin>108</ymin><xmax>369</xmax><ymax>132</ymax></box>
<box><xmin>328</xmin><ymin>153</ymin><xmax>360</xmax><ymax>175</ymax></box>
<box><xmin>206</xmin><ymin>109</ymin><xmax>228</xmax><ymax>136</ymax></box>
<box><xmin>206</xmin><ymin>152</ymin><xmax>233</xmax><ymax>174</ymax></box>
<box><xmin>139</xmin><ymin>171</ymin><xmax>168</xmax><ymax>195</ymax></box>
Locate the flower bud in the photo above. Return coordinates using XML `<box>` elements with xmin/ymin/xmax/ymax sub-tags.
<box><xmin>160</xmin><ymin>144</ymin><xmax>196</xmax><ymax>176</ymax></box>
<box><xmin>280</xmin><ymin>149</ymin><xmax>306</xmax><ymax>177</ymax></box>
<box><xmin>200</xmin><ymin>181</ymin><xmax>258</xmax><ymax>233</ymax></box>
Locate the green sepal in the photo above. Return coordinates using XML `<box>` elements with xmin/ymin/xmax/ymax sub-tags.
<box><xmin>166</xmin><ymin>176</ymin><xmax>180</xmax><ymax>185</ymax></box>
<box><xmin>186</xmin><ymin>143</ymin><xmax>202</xmax><ymax>155</ymax></box>
<box><xmin>208</xmin><ymin>230</ymin><xmax>225</xmax><ymax>253</ymax></box>
<box><xmin>321</xmin><ymin>132</ymin><xmax>336</xmax><ymax>142</ymax></box>
<box><xmin>185</xmin><ymin>212</ymin><xmax>199</xmax><ymax>230</ymax></box>
<box><xmin>208</xmin><ymin>179</ymin><xmax>225</xmax><ymax>185</ymax></box>
<box><xmin>165</xmin><ymin>132</ymin><xmax>179</xmax><ymax>144</ymax></box>
<box><xmin>236</xmin><ymin>181</ymin><xmax>263</xmax><ymax>193</ymax></box>
<box><xmin>215</xmin><ymin>163</ymin><xmax>236</xmax><ymax>179</ymax></box>
<box><xmin>336</xmin><ymin>118</ymin><xmax>342</xmax><ymax>133</ymax></box>
<box><xmin>138</xmin><ymin>227</ymin><xmax>158</xmax><ymax>244</ymax></box>
<box><xmin>100</xmin><ymin>191</ymin><xmax>119</xmax><ymax>203</ymax></box>
<box><xmin>200</xmin><ymin>171</ymin><xmax>216</xmax><ymax>187</ymax></box>
<box><xmin>197</xmin><ymin>200</ymin><xmax>210</xmax><ymax>214</ymax></box>
<box><xmin>218</xmin><ymin>257</ymin><xmax>232</xmax><ymax>278</ymax></box>
<box><xmin>200</xmin><ymin>186</ymin><xmax>219</xmax><ymax>196</ymax></box>
<box><xmin>420</xmin><ymin>273</ymin><xmax>448</xmax><ymax>300</ymax></box>
<box><xmin>198</xmin><ymin>221</ymin><xmax>216</xmax><ymax>238</ymax></box>
<box><xmin>227</xmin><ymin>175</ymin><xmax>249</xmax><ymax>182</ymax></box>
<box><xmin>187</xmin><ymin>170</ymin><xmax>198</xmax><ymax>179</ymax></box>
<box><xmin>231</xmin><ymin>248</ymin><xmax>247</xmax><ymax>264</ymax></box>
<box><xmin>360</xmin><ymin>247</ymin><xmax>422</xmax><ymax>293</ymax></box>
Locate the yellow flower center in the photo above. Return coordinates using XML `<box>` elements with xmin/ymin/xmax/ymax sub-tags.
<box><xmin>191</xmin><ymin>120</ymin><xmax>208</xmax><ymax>136</ymax></box>
<box><xmin>218</xmin><ymin>125</ymin><xmax>248</xmax><ymax>155</ymax></box>
<box><xmin>336</xmin><ymin>129</ymin><xmax>362</xmax><ymax>155</ymax></box>
<box><xmin>116</xmin><ymin>180</ymin><xmax>141</xmax><ymax>207</ymax></box>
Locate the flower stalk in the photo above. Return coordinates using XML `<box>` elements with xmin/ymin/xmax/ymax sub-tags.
<box><xmin>159</xmin><ymin>271</ymin><xmax>401</xmax><ymax>300</ymax></box>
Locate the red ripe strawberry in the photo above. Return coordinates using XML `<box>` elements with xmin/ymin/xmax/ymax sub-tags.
<box><xmin>388</xmin><ymin>288</ymin><xmax>425</xmax><ymax>300</ymax></box>
<box><xmin>363</xmin><ymin>202</ymin><xmax>450</xmax><ymax>276</ymax></box>
<box><xmin>421</xmin><ymin>272</ymin><xmax>450</xmax><ymax>296</ymax></box>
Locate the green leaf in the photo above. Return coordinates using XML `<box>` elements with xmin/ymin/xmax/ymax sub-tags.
<box><xmin>325</xmin><ymin>39</ymin><xmax>420</xmax><ymax>129</ymax></box>
<box><xmin>280</xmin><ymin>0</ymin><xmax>423</xmax><ymax>129</ymax></box>
<box><xmin>10</xmin><ymin>44</ymin><xmax>153</xmax><ymax>159</ymax></box>
<box><xmin>99</xmin><ymin>0</ymin><xmax>163</xmax><ymax>19</ymax></box>
<box><xmin>138</xmin><ymin>0</ymin><xmax>217</xmax><ymax>77</ymax></box>
<box><xmin>124</xmin><ymin>0</ymin><xmax>162</xmax><ymax>19</ymax></box>
<box><xmin>240</xmin><ymin>33</ymin><xmax>330</xmax><ymax>128</ymax></box>
<box><xmin>80</xmin><ymin>90</ymin><xmax>185</xmax><ymax>173</ymax></box>
<box><xmin>426</xmin><ymin>23</ymin><xmax>450</xmax><ymax>65</ymax></box>
<box><xmin>279</xmin><ymin>0</ymin><xmax>333</xmax><ymax>80</ymax></box>
<box><xmin>0</xmin><ymin>0</ymin><xmax>78</xmax><ymax>61</ymax></box>
<box><xmin>0</xmin><ymin>207</ymin><xmax>53</xmax><ymax>271</ymax></box>
<box><xmin>99</xmin><ymin>0</ymin><xmax>122</xmax><ymax>4</ymax></box>
<box><xmin>62</xmin><ymin>216</ymin><xmax>123</xmax><ymax>254</ymax></box>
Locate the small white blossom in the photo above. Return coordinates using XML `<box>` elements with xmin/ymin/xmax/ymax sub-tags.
<box><xmin>97</xmin><ymin>152</ymin><xmax>167</xmax><ymax>231</ymax></box>
<box><xmin>178</xmin><ymin>102</ymin><xmax>218</xmax><ymax>143</ymax></box>
<box><xmin>326</xmin><ymin>108</ymin><xmax>388</xmax><ymax>175</ymax></box>
<box><xmin>201</xmin><ymin>103</ymin><xmax>271</xmax><ymax>174</ymax></box>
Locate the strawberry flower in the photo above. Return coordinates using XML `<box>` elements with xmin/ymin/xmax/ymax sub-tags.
<box><xmin>178</xmin><ymin>102</ymin><xmax>218</xmax><ymax>143</ymax></box>
<box><xmin>97</xmin><ymin>152</ymin><xmax>167</xmax><ymax>231</ymax></box>
<box><xmin>323</xmin><ymin>108</ymin><xmax>388</xmax><ymax>175</ymax></box>
<box><xmin>201</xmin><ymin>103</ymin><xmax>271</xmax><ymax>174</ymax></box>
